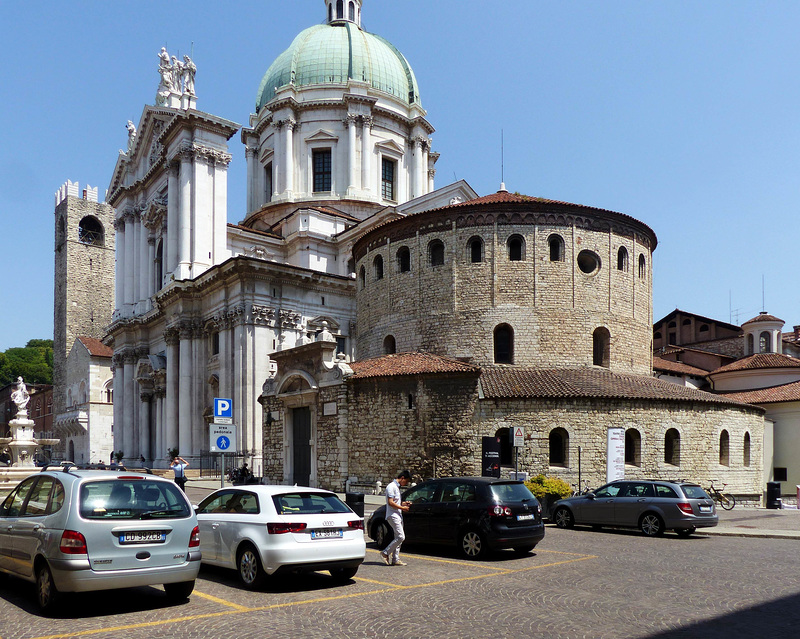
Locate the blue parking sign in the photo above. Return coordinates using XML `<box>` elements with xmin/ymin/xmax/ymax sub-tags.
<box><xmin>214</xmin><ymin>398</ymin><xmax>232</xmax><ymax>419</ymax></box>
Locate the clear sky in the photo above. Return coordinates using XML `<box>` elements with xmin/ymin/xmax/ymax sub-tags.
<box><xmin>1</xmin><ymin>1</ymin><xmax>799</xmax><ymax>351</ymax></box>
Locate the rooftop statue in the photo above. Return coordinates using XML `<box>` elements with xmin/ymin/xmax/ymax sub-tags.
<box><xmin>182</xmin><ymin>55</ymin><xmax>196</xmax><ymax>96</ymax></box>
<box><xmin>126</xmin><ymin>120</ymin><xmax>137</xmax><ymax>152</ymax></box>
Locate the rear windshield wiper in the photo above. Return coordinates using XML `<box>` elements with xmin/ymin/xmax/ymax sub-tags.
<box><xmin>140</xmin><ymin>508</ymin><xmax>183</xmax><ymax>519</ymax></box>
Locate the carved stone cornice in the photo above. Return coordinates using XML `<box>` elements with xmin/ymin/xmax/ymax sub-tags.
<box><xmin>164</xmin><ymin>327</ymin><xmax>180</xmax><ymax>346</ymax></box>
<box><xmin>252</xmin><ymin>305</ymin><xmax>275</xmax><ymax>326</ymax></box>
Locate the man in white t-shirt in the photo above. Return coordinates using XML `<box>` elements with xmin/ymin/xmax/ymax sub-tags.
<box><xmin>171</xmin><ymin>455</ymin><xmax>189</xmax><ymax>492</ymax></box>
<box><xmin>380</xmin><ymin>469</ymin><xmax>412</xmax><ymax>566</ymax></box>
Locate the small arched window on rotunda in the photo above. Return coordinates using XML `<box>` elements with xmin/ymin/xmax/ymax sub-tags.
<box><xmin>719</xmin><ymin>430</ymin><xmax>730</xmax><ymax>466</ymax></box>
<box><xmin>664</xmin><ymin>428</ymin><xmax>680</xmax><ymax>466</ymax></box>
<box><xmin>743</xmin><ymin>432</ymin><xmax>751</xmax><ymax>467</ymax></box>
<box><xmin>78</xmin><ymin>216</ymin><xmax>104</xmax><ymax>246</ymax></box>
<box><xmin>593</xmin><ymin>327</ymin><xmax>610</xmax><ymax>368</ymax></box>
<box><xmin>747</xmin><ymin>334</ymin><xmax>754</xmax><ymax>355</ymax></box>
<box><xmin>349</xmin><ymin>1</ymin><xmax>355</xmax><ymax>21</ymax></box>
<box><xmin>359</xmin><ymin>265</ymin><xmax>366</xmax><ymax>290</ymax></box>
<box><xmin>397</xmin><ymin>246</ymin><xmax>411</xmax><ymax>273</ymax></box>
<box><xmin>467</xmin><ymin>236</ymin><xmax>483</xmax><ymax>263</ymax></box>
<box><xmin>429</xmin><ymin>240</ymin><xmax>445</xmax><ymax>266</ymax></box>
<box><xmin>493</xmin><ymin>324</ymin><xmax>514</xmax><ymax>364</ymax></box>
<box><xmin>373</xmin><ymin>255</ymin><xmax>384</xmax><ymax>280</ymax></box>
<box><xmin>617</xmin><ymin>246</ymin><xmax>629</xmax><ymax>272</ymax></box>
<box><xmin>383</xmin><ymin>335</ymin><xmax>396</xmax><ymax>354</ymax></box>
<box><xmin>638</xmin><ymin>254</ymin><xmax>647</xmax><ymax>280</ymax></box>
<box><xmin>760</xmin><ymin>331</ymin><xmax>772</xmax><ymax>353</ymax></box>
<box><xmin>625</xmin><ymin>428</ymin><xmax>641</xmax><ymax>466</ymax></box>
<box><xmin>337</xmin><ymin>0</ymin><xmax>344</xmax><ymax>20</ymax></box>
<box><xmin>548</xmin><ymin>234</ymin><xmax>564</xmax><ymax>262</ymax></box>
<box><xmin>549</xmin><ymin>428</ymin><xmax>569</xmax><ymax>467</ymax></box>
<box><xmin>507</xmin><ymin>235</ymin><xmax>525</xmax><ymax>261</ymax></box>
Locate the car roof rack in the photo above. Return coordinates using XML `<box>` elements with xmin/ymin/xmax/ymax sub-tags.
<box><xmin>40</xmin><ymin>461</ymin><xmax>77</xmax><ymax>474</ymax></box>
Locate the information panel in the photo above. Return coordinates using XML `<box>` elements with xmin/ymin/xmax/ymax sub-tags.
<box><xmin>606</xmin><ymin>427</ymin><xmax>625</xmax><ymax>483</ymax></box>
<box><xmin>210</xmin><ymin>422</ymin><xmax>237</xmax><ymax>453</ymax></box>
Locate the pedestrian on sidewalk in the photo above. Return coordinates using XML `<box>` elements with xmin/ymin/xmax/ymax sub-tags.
<box><xmin>171</xmin><ymin>455</ymin><xmax>189</xmax><ymax>492</ymax></box>
<box><xmin>381</xmin><ymin>469</ymin><xmax>412</xmax><ymax>566</ymax></box>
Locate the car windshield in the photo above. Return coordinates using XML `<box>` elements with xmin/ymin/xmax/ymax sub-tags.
<box><xmin>80</xmin><ymin>479</ymin><xmax>191</xmax><ymax>520</ymax></box>
<box><xmin>490</xmin><ymin>482</ymin><xmax>536</xmax><ymax>502</ymax></box>
<box><xmin>273</xmin><ymin>492</ymin><xmax>350</xmax><ymax>515</ymax></box>
<box><xmin>681</xmin><ymin>485</ymin><xmax>710</xmax><ymax>500</ymax></box>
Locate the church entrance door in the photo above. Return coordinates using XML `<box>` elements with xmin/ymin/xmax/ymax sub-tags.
<box><xmin>292</xmin><ymin>406</ymin><xmax>311</xmax><ymax>486</ymax></box>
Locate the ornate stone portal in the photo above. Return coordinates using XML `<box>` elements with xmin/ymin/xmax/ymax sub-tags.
<box><xmin>0</xmin><ymin>377</ymin><xmax>60</xmax><ymax>468</ymax></box>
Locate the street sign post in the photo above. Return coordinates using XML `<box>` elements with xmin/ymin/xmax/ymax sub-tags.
<box><xmin>213</xmin><ymin>398</ymin><xmax>233</xmax><ymax>425</ymax></box>
<box><xmin>211</xmin><ymin>403</ymin><xmax>236</xmax><ymax>487</ymax></box>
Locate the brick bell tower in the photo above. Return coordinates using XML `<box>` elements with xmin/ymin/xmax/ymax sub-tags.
<box><xmin>53</xmin><ymin>180</ymin><xmax>116</xmax><ymax>417</ymax></box>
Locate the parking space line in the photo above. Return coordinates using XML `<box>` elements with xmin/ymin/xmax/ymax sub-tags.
<box><xmin>191</xmin><ymin>590</ymin><xmax>254</xmax><ymax>611</ymax></box>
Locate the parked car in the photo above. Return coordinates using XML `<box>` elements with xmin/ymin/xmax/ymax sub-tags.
<box><xmin>367</xmin><ymin>477</ymin><xmax>544</xmax><ymax>560</ymax></box>
<box><xmin>194</xmin><ymin>486</ymin><xmax>366</xmax><ymax>588</ymax></box>
<box><xmin>551</xmin><ymin>479</ymin><xmax>718</xmax><ymax>537</ymax></box>
<box><xmin>0</xmin><ymin>464</ymin><xmax>201</xmax><ymax>613</ymax></box>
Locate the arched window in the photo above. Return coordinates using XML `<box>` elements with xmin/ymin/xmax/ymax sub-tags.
<box><xmin>664</xmin><ymin>428</ymin><xmax>680</xmax><ymax>466</ymax></box>
<box><xmin>654</xmin><ymin>331</ymin><xmax>662</xmax><ymax>340</ymax></box>
<box><xmin>155</xmin><ymin>240</ymin><xmax>164</xmax><ymax>291</ymax></box>
<box><xmin>494</xmin><ymin>324</ymin><xmax>514</xmax><ymax>364</ymax></box>
<box><xmin>373</xmin><ymin>255</ymin><xmax>384</xmax><ymax>280</ymax></box>
<box><xmin>638</xmin><ymin>254</ymin><xmax>646</xmax><ymax>279</ymax></box>
<box><xmin>467</xmin><ymin>236</ymin><xmax>483</xmax><ymax>263</ymax></box>
<box><xmin>682</xmin><ymin>319</ymin><xmax>691</xmax><ymax>326</ymax></box>
<box><xmin>548</xmin><ymin>234</ymin><xmax>564</xmax><ymax>262</ymax></box>
<box><xmin>349</xmin><ymin>1</ymin><xmax>355</xmax><ymax>21</ymax></box>
<box><xmin>104</xmin><ymin>380</ymin><xmax>113</xmax><ymax>403</ymax></box>
<box><xmin>383</xmin><ymin>335</ymin><xmax>396</xmax><ymax>354</ymax></box>
<box><xmin>78</xmin><ymin>216</ymin><xmax>104</xmax><ymax>246</ymax></box>
<box><xmin>79</xmin><ymin>381</ymin><xmax>87</xmax><ymax>404</ymax></box>
<box><xmin>397</xmin><ymin>247</ymin><xmax>411</xmax><ymax>273</ymax></box>
<box><xmin>359</xmin><ymin>265</ymin><xmax>366</xmax><ymax>289</ymax></box>
<box><xmin>495</xmin><ymin>428</ymin><xmax>513</xmax><ymax>466</ymax></box>
<box><xmin>336</xmin><ymin>0</ymin><xmax>343</xmax><ymax>20</ymax></box>
<box><xmin>617</xmin><ymin>246</ymin><xmax>629</xmax><ymax>272</ymax></box>
<box><xmin>719</xmin><ymin>430</ymin><xmax>730</xmax><ymax>466</ymax></box>
<box><xmin>760</xmin><ymin>331</ymin><xmax>771</xmax><ymax>353</ymax></box>
<box><xmin>625</xmin><ymin>429</ymin><xmax>641</xmax><ymax>466</ymax></box>
<box><xmin>35</xmin><ymin>400</ymin><xmax>41</xmax><ymax>417</ymax></box>
<box><xmin>743</xmin><ymin>432</ymin><xmax>751</xmax><ymax>467</ymax></box>
<box><xmin>328</xmin><ymin>2</ymin><xmax>333</xmax><ymax>23</ymax></box>
<box><xmin>747</xmin><ymin>334</ymin><xmax>754</xmax><ymax>355</ymax></box>
<box><xmin>507</xmin><ymin>235</ymin><xmax>524</xmax><ymax>261</ymax></box>
<box><xmin>68</xmin><ymin>440</ymin><xmax>75</xmax><ymax>463</ymax></box>
<box><xmin>429</xmin><ymin>240</ymin><xmax>445</xmax><ymax>266</ymax></box>
<box><xmin>593</xmin><ymin>327</ymin><xmax>610</xmax><ymax>368</ymax></box>
<box><xmin>549</xmin><ymin>428</ymin><xmax>569</xmax><ymax>466</ymax></box>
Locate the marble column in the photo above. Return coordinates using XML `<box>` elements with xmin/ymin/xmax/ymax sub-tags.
<box><xmin>178</xmin><ymin>147</ymin><xmax>193</xmax><ymax>279</ymax></box>
<box><xmin>272</xmin><ymin>122</ymin><xmax>282</xmax><ymax>196</ymax></box>
<box><xmin>347</xmin><ymin>114</ymin><xmax>357</xmax><ymax>192</ymax></box>
<box><xmin>165</xmin><ymin>330</ymin><xmax>179</xmax><ymax>453</ymax></box>
<box><xmin>167</xmin><ymin>163</ymin><xmax>179</xmax><ymax>273</ymax></box>
<box><xmin>283</xmin><ymin>119</ymin><xmax>295</xmax><ymax>196</ymax></box>
<box><xmin>123</xmin><ymin>352</ymin><xmax>136</xmax><ymax>459</ymax></box>
<box><xmin>139</xmin><ymin>215</ymin><xmax>149</xmax><ymax>302</ymax></box>
<box><xmin>361</xmin><ymin>116</ymin><xmax>372</xmax><ymax>193</ymax></box>
<box><xmin>178</xmin><ymin>324</ymin><xmax>193</xmax><ymax>455</ymax></box>
<box><xmin>245</xmin><ymin>145</ymin><xmax>256</xmax><ymax>213</ymax></box>
<box><xmin>124</xmin><ymin>213</ymin><xmax>135</xmax><ymax>307</ymax></box>
<box><xmin>111</xmin><ymin>355</ymin><xmax>124</xmax><ymax>454</ymax></box>
<box><xmin>139</xmin><ymin>391</ymin><xmax>152</xmax><ymax>461</ymax></box>
<box><xmin>114</xmin><ymin>219</ymin><xmax>125</xmax><ymax>310</ymax></box>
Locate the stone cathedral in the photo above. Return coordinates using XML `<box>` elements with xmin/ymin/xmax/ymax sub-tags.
<box><xmin>78</xmin><ymin>0</ymin><xmax>765</xmax><ymax>499</ymax></box>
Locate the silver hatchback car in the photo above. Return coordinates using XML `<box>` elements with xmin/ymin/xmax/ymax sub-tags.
<box><xmin>552</xmin><ymin>479</ymin><xmax>718</xmax><ymax>537</ymax></box>
<box><xmin>0</xmin><ymin>465</ymin><xmax>201</xmax><ymax>612</ymax></box>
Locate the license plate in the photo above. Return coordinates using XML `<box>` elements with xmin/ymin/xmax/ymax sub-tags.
<box><xmin>119</xmin><ymin>531</ymin><xmax>166</xmax><ymax>544</ymax></box>
<box><xmin>699</xmin><ymin>505</ymin><xmax>711</xmax><ymax>513</ymax></box>
<box><xmin>517</xmin><ymin>514</ymin><xmax>534</xmax><ymax>521</ymax></box>
<box><xmin>311</xmin><ymin>529</ymin><xmax>342</xmax><ymax>539</ymax></box>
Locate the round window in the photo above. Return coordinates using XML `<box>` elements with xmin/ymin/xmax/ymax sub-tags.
<box><xmin>577</xmin><ymin>250</ymin><xmax>601</xmax><ymax>274</ymax></box>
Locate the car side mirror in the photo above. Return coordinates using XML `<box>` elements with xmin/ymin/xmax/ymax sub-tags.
<box><xmin>586</xmin><ymin>492</ymin><xmax>596</xmax><ymax>499</ymax></box>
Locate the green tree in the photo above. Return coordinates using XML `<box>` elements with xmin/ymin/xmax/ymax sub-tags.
<box><xmin>0</xmin><ymin>339</ymin><xmax>54</xmax><ymax>386</ymax></box>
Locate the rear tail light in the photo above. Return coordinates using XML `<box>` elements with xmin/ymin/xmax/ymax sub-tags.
<box><xmin>490</xmin><ymin>505</ymin><xmax>513</xmax><ymax>517</ymax></box>
<box><xmin>189</xmin><ymin>525</ymin><xmax>200</xmax><ymax>548</ymax></box>
<box><xmin>677</xmin><ymin>502</ymin><xmax>694</xmax><ymax>515</ymax></box>
<box><xmin>268</xmin><ymin>522</ymin><xmax>308</xmax><ymax>534</ymax></box>
<box><xmin>347</xmin><ymin>520</ymin><xmax>364</xmax><ymax>530</ymax></box>
<box><xmin>60</xmin><ymin>530</ymin><xmax>88</xmax><ymax>555</ymax></box>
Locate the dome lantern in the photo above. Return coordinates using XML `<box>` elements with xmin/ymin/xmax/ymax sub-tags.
<box><xmin>326</xmin><ymin>0</ymin><xmax>362</xmax><ymax>27</ymax></box>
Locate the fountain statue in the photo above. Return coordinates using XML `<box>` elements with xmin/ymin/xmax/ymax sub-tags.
<box><xmin>0</xmin><ymin>377</ymin><xmax>59</xmax><ymax>469</ymax></box>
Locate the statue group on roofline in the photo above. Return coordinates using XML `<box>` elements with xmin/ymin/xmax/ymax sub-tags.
<box><xmin>157</xmin><ymin>47</ymin><xmax>196</xmax><ymax>104</ymax></box>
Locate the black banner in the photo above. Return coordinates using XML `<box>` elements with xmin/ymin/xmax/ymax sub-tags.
<box><xmin>482</xmin><ymin>436</ymin><xmax>501</xmax><ymax>478</ymax></box>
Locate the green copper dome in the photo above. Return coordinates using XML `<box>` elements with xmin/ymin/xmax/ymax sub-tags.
<box><xmin>256</xmin><ymin>22</ymin><xmax>421</xmax><ymax>112</ymax></box>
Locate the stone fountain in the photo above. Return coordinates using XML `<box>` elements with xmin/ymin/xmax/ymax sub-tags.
<box><xmin>0</xmin><ymin>377</ymin><xmax>60</xmax><ymax>491</ymax></box>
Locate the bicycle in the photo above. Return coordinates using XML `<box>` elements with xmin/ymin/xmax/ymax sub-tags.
<box><xmin>571</xmin><ymin>479</ymin><xmax>592</xmax><ymax>497</ymax></box>
<box><xmin>706</xmin><ymin>480</ymin><xmax>736</xmax><ymax>510</ymax></box>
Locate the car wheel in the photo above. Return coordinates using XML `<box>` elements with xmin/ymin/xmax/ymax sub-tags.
<box><xmin>35</xmin><ymin>563</ymin><xmax>60</xmax><ymax>613</ymax></box>
<box><xmin>675</xmin><ymin>527</ymin><xmax>696</xmax><ymax>538</ymax></box>
<box><xmin>640</xmin><ymin>513</ymin><xmax>665</xmax><ymax>537</ymax></box>
<box><xmin>164</xmin><ymin>580</ymin><xmax>195</xmax><ymax>601</ymax></box>
<box><xmin>330</xmin><ymin>567</ymin><xmax>358</xmax><ymax>582</ymax></box>
<box><xmin>512</xmin><ymin>544</ymin><xmax>535</xmax><ymax>555</ymax></box>
<box><xmin>553</xmin><ymin>507</ymin><xmax>575</xmax><ymax>529</ymax></box>
<box><xmin>460</xmin><ymin>529</ymin><xmax>488</xmax><ymax>560</ymax></box>
<box><xmin>374</xmin><ymin>522</ymin><xmax>393</xmax><ymax>550</ymax></box>
<box><xmin>237</xmin><ymin>543</ymin><xmax>266</xmax><ymax>589</ymax></box>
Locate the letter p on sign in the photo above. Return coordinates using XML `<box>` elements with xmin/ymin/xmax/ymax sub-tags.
<box><xmin>214</xmin><ymin>398</ymin><xmax>233</xmax><ymax>419</ymax></box>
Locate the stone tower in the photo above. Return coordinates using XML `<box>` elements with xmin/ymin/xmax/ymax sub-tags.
<box><xmin>53</xmin><ymin>180</ymin><xmax>116</xmax><ymax>416</ymax></box>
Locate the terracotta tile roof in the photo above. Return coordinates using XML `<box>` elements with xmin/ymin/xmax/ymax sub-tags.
<box><xmin>742</xmin><ymin>312</ymin><xmax>784</xmax><ymax>326</ymax></box>
<box><xmin>710</xmin><ymin>353</ymin><xmax>800</xmax><ymax>374</ymax></box>
<box><xmin>479</xmin><ymin>366</ymin><xmax>756</xmax><ymax>408</ymax></box>
<box><xmin>652</xmin><ymin>357</ymin><xmax>709</xmax><ymax>377</ymax></box>
<box><xmin>719</xmin><ymin>380</ymin><xmax>800</xmax><ymax>405</ymax></box>
<box><xmin>77</xmin><ymin>336</ymin><xmax>113</xmax><ymax>358</ymax></box>
<box><xmin>349</xmin><ymin>352</ymin><xmax>481</xmax><ymax>380</ymax></box>
<box><xmin>227</xmin><ymin>223</ymin><xmax>282</xmax><ymax>239</ymax></box>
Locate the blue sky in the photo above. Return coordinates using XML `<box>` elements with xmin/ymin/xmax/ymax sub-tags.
<box><xmin>1</xmin><ymin>1</ymin><xmax>799</xmax><ymax>351</ymax></box>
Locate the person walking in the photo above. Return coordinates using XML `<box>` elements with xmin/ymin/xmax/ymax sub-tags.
<box><xmin>381</xmin><ymin>469</ymin><xmax>412</xmax><ymax>566</ymax></box>
<box><xmin>171</xmin><ymin>455</ymin><xmax>189</xmax><ymax>492</ymax></box>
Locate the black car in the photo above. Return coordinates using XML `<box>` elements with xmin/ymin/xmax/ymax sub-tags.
<box><xmin>367</xmin><ymin>477</ymin><xmax>545</xmax><ymax>559</ymax></box>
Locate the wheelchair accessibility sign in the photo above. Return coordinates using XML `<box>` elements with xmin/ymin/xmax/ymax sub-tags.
<box><xmin>210</xmin><ymin>422</ymin><xmax>237</xmax><ymax>453</ymax></box>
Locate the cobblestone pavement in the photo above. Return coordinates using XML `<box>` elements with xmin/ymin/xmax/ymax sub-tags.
<box><xmin>2</xmin><ymin>516</ymin><xmax>800</xmax><ymax>639</ymax></box>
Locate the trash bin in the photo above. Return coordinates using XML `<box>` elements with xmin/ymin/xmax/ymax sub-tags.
<box><xmin>345</xmin><ymin>492</ymin><xmax>365</xmax><ymax>517</ymax></box>
<box><xmin>766</xmin><ymin>481</ymin><xmax>782</xmax><ymax>509</ymax></box>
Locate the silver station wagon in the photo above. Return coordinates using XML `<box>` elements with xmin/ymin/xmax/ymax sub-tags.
<box><xmin>0</xmin><ymin>465</ymin><xmax>201</xmax><ymax>612</ymax></box>
<box><xmin>552</xmin><ymin>479</ymin><xmax>718</xmax><ymax>537</ymax></box>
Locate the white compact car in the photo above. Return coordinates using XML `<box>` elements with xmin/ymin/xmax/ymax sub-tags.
<box><xmin>0</xmin><ymin>465</ymin><xmax>201</xmax><ymax>612</ymax></box>
<box><xmin>195</xmin><ymin>485</ymin><xmax>365</xmax><ymax>588</ymax></box>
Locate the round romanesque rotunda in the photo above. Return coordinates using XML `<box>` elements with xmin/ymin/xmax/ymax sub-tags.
<box><xmin>353</xmin><ymin>191</ymin><xmax>658</xmax><ymax>375</ymax></box>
